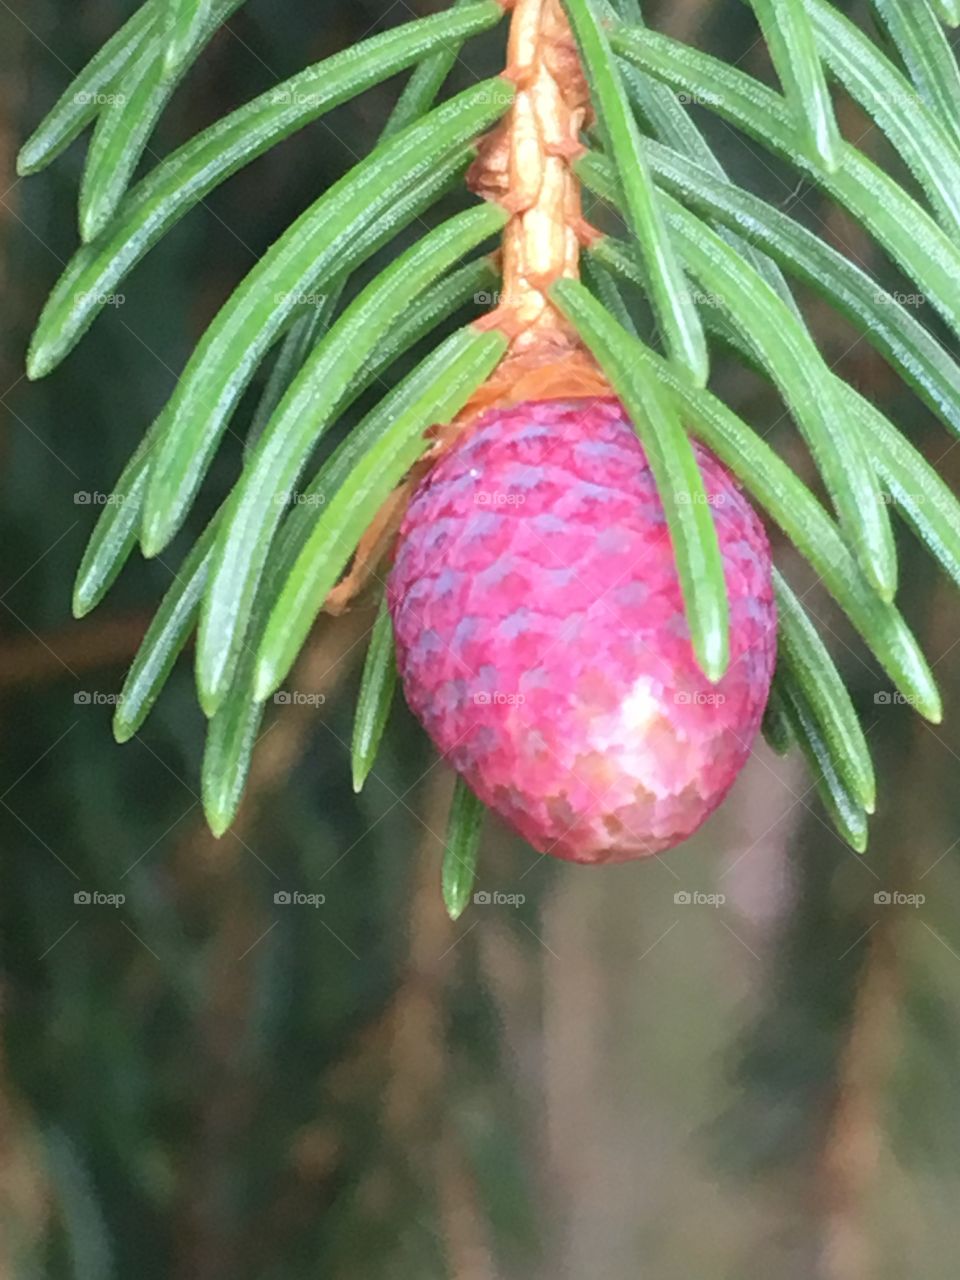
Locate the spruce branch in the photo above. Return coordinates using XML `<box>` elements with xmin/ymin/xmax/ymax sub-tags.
<box><xmin>21</xmin><ymin>0</ymin><xmax>960</xmax><ymax>857</ymax></box>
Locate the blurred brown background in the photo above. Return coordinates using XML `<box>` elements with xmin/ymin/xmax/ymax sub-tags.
<box><xmin>3</xmin><ymin>1</ymin><xmax>960</xmax><ymax>1276</ymax></box>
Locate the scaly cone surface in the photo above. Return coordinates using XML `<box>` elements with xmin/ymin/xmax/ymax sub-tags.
<box><xmin>388</xmin><ymin>397</ymin><xmax>777</xmax><ymax>862</ymax></box>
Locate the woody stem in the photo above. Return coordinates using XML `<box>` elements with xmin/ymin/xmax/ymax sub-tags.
<box><xmin>471</xmin><ymin>0</ymin><xmax>591</xmax><ymax>352</ymax></box>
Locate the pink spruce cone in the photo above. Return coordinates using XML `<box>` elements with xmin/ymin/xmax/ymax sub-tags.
<box><xmin>387</xmin><ymin>397</ymin><xmax>777</xmax><ymax>863</ymax></box>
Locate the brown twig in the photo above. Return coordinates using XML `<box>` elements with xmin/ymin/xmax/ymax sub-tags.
<box><xmin>469</xmin><ymin>0</ymin><xmax>592</xmax><ymax>352</ymax></box>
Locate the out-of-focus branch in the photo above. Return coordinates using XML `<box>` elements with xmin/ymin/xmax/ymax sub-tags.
<box><xmin>168</xmin><ymin>609</ymin><xmax>371</xmax><ymax>1280</ymax></box>
<box><xmin>817</xmin><ymin>907</ymin><xmax>900</xmax><ymax>1280</ymax></box>
<box><xmin>0</xmin><ymin>1028</ymin><xmax>49</xmax><ymax>1276</ymax></box>
<box><xmin>0</xmin><ymin>612</ymin><xmax>151</xmax><ymax>689</ymax></box>
<box><xmin>383</xmin><ymin>769</ymin><xmax>496</xmax><ymax>1279</ymax></box>
<box><xmin>815</xmin><ymin>575</ymin><xmax>949</xmax><ymax>1280</ymax></box>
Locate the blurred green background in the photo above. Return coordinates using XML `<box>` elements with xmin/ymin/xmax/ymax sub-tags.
<box><xmin>4</xmin><ymin>1</ymin><xmax>960</xmax><ymax>1276</ymax></box>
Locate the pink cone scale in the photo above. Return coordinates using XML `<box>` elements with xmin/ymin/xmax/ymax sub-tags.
<box><xmin>388</xmin><ymin>397</ymin><xmax>777</xmax><ymax>862</ymax></box>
